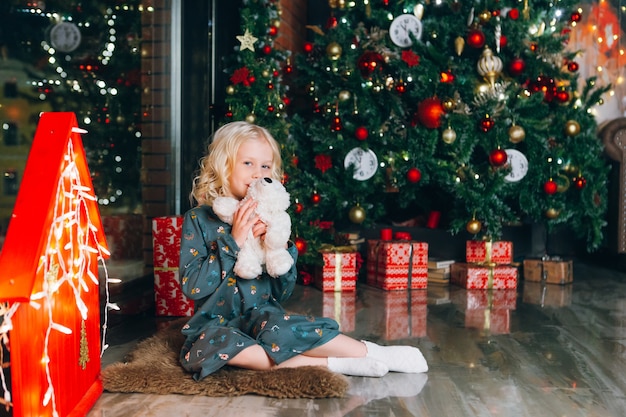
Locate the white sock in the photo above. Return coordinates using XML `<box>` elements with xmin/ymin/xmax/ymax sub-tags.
<box><xmin>327</xmin><ymin>357</ymin><xmax>389</xmax><ymax>377</ymax></box>
<box><xmin>363</xmin><ymin>341</ymin><xmax>428</xmax><ymax>373</ymax></box>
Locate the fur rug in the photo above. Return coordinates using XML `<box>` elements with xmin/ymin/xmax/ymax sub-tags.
<box><xmin>101</xmin><ymin>319</ymin><xmax>349</xmax><ymax>399</ymax></box>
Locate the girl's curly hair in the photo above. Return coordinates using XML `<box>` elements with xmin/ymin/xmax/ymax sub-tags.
<box><xmin>190</xmin><ymin>121</ymin><xmax>283</xmax><ymax>206</ymax></box>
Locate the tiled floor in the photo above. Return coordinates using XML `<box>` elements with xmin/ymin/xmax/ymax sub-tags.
<box><xmin>88</xmin><ymin>261</ymin><xmax>626</xmax><ymax>417</ymax></box>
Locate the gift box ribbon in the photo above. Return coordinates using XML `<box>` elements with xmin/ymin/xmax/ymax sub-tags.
<box><xmin>319</xmin><ymin>244</ymin><xmax>355</xmax><ymax>292</ymax></box>
<box><xmin>154</xmin><ymin>266</ymin><xmax>179</xmax><ymax>272</ymax></box>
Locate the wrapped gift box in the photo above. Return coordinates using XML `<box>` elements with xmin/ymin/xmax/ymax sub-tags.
<box><xmin>466</xmin><ymin>240</ymin><xmax>513</xmax><ymax>264</ymax></box>
<box><xmin>381</xmin><ymin>290</ymin><xmax>428</xmax><ymax>340</ymax></box>
<box><xmin>366</xmin><ymin>240</ymin><xmax>428</xmax><ymax>290</ymax></box>
<box><xmin>522</xmin><ymin>281</ymin><xmax>573</xmax><ymax>307</ymax></box>
<box><xmin>314</xmin><ymin>251</ymin><xmax>358</xmax><ymax>292</ymax></box>
<box><xmin>465</xmin><ymin>308</ymin><xmax>511</xmax><ymax>335</ymax></box>
<box><xmin>153</xmin><ymin>216</ymin><xmax>194</xmax><ymax>316</ymax></box>
<box><xmin>452</xmin><ymin>289</ymin><xmax>517</xmax><ymax>310</ymax></box>
<box><xmin>451</xmin><ymin>262</ymin><xmax>518</xmax><ymax>289</ymax></box>
<box><xmin>323</xmin><ymin>291</ymin><xmax>356</xmax><ymax>332</ymax></box>
<box><xmin>523</xmin><ymin>258</ymin><xmax>573</xmax><ymax>285</ymax></box>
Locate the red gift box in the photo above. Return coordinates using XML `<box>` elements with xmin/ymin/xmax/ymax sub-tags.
<box><xmin>450</xmin><ymin>262</ymin><xmax>518</xmax><ymax>289</ymax></box>
<box><xmin>323</xmin><ymin>291</ymin><xmax>356</xmax><ymax>332</ymax></box>
<box><xmin>466</xmin><ymin>240</ymin><xmax>513</xmax><ymax>264</ymax></box>
<box><xmin>381</xmin><ymin>290</ymin><xmax>427</xmax><ymax>340</ymax></box>
<box><xmin>152</xmin><ymin>216</ymin><xmax>194</xmax><ymax>316</ymax></box>
<box><xmin>465</xmin><ymin>308</ymin><xmax>511</xmax><ymax>335</ymax></box>
<box><xmin>452</xmin><ymin>289</ymin><xmax>517</xmax><ymax>310</ymax></box>
<box><xmin>154</xmin><ymin>269</ymin><xmax>194</xmax><ymax>316</ymax></box>
<box><xmin>366</xmin><ymin>240</ymin><xmax>429</xmax><ymax>290</ymax></box>
<box><xmin>314</xmin><ymin>251</ymin><xmax>358</xmax><ymax>292</ymax></box>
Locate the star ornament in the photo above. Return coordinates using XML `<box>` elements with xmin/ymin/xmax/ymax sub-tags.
<box><xmin>237</xmin><ymin>29</ymin><xmax>258</xmax><ymax>52</ymax></box>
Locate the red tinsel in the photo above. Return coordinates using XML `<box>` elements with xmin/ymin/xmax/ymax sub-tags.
<box><xmin>402</xmin><ymin>50</ymin><xmax>420</xmax><ymax>67</ymax></box>
<box><xmin>315</xmin><ymin>154</ymin><xmax>333</xmax><ymax>173</ymax></box>
<box><xmin>230</xmin><ymin>67</ymin><xmax>251</xmax><ymax>86</ymax></box>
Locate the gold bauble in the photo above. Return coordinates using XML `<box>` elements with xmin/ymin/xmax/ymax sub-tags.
<box><xmin>271</xmin><ymin>19</ymin><xmax>280</xmax><ymax>28</ymax></box>
<box><xmin>478</xmin><ymin>10</ymin><xmax>492</xmax><ymax>24</ymax></box>
<box><xmin>349</xmin><ymin>205</ymin><xmax>366</xmax><ymax>224</ymax></box>
<box><xmin>372</xmin><ymin>83</ymin><xmax>384</xmax><ymax>93</ymax></box>
<box><xmin>442</xmin><ymin>127</ymin><xmax>457</xmax><ymax>144</ymax></box>
<box><xmin>564</xmin><ymin>120</ymin><xmax>580</xmax><ymax>136</ymax></box>
<box><xmin>455</xmin><ymin>36</ymin><xmax>465</xmax><ymax>56</ymax></box>
<box><xmin>262</xmin><ymin>70</ymin><xmax>270</xmax><ymax>78</ymax></box>
<box><xmin>508</xmin><ymin>124</ymin><xmax>526</xmax><ymax>143</ymax></box>
<box><xmin>245</xmin><ymin>113</ymin><xmax>256</xmax><ymax>124</ymax></box>
<box><xmin>328</xmin><ymin>0</ymin><xmax>338</xmax><ymax>8</ymax></box>
<box><xmin>466</xmin><ymin>219</ymin><xmax>482</xmax><ymax>234</ymax></box>
<box><xmin>326</xmin><ymin>42</ymin><xmax>343</xmax><ymax>60</ymax></box>
<box><xmin>226</xmin><ymin>85</ymin><xmax>235</xmax><ymax>95</ymax></box>
<box><xmin>545</xmin><ymin>208</ymin><xmax>561</xmax><ymax>219</ymax></box>
<box><xmin>442</xmin><ymin>97</ymin><xmax>456</xmax><ymax>112</ymax></box>
<box><xmin>338</xmin><ymin>90</ymin><xmax>351</xmax><ymax>102</ymax></box>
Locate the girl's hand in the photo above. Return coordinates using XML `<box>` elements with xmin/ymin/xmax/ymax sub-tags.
<box><xmin>231</xmin><ymin>199</ymin><xmax>259</xmax><ymax>248</ymax></box>
<box><xmin>252</xmin><ymin>220</ymin><xmax>267</xmax><ymax>241</ymax></box>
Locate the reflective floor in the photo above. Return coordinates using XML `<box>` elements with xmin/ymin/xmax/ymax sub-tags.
<box><xmin>88</xmin><ymin>261</ymin><xmax>626</xmax><ymax>417</ymax></box>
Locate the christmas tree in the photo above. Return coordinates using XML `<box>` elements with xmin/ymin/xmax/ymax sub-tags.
<box><xmin>0</xmin><ymin>0</ymin><xmax>142</xmax><ymax>211</ymax></box>
<box><xmin>220</xmin><ymin>0</ymin><xmax>292</xmax><ymax>147</ymax></box>
<box><xmin>287</xmin><ymin>0</ymin><xmax>610</xmax><ymax>264</ymax></box>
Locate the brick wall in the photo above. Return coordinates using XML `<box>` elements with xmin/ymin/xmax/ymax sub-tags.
<box><xmin>140</xmin><ymin>0</ymin><xmax>173</xmax><ymax>271</ymax></box>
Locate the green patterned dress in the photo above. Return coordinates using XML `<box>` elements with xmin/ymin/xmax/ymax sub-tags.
<box><xmin>178</xmin><ymin>205</ymin><xmax>340</xmax><ymax>380</ymax></box>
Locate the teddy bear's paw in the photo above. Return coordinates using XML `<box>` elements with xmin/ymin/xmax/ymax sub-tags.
<box><xmin>265</xmin><ymin>250</ymin><xmax>294</xmax><ymax>277</ymax></box>
<box><xmin>234</xmin><ymin>261</ymin><xmax>263</xmax><ymax>280</ymax></box>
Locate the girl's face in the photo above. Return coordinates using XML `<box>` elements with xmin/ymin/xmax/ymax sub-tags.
<box><xmin>230</xmin><ymin>137</ymin><xmax>274</xmax><ymax>200</ymax></box>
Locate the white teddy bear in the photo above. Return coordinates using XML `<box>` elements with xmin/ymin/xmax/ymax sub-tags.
<box><xmin>212</xmin><ymin>177</ymin><xmax>294</xmax><ymax>279</ymax></box>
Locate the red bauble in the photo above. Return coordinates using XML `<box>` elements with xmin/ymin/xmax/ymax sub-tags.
<box><xmin>467</xmin><ymin>28</ymin><xmax>486</xmax><ymax>48</ymax></box>
<box><xmin>294</xmin><ymin>237</ymin><xmax>308</xmax><ymax>255</ymax></box>
<box><xmin>417</xmin><ymin>97</ymin><xmax>445</xmax><ymax>129</ymax></box>
<box><xmin>499</xmin><ymin>35</ymin><xmax>508</xmax><ymax>48</ymax></box>
<box><xmin>395</xmin><ymin>82</ymin><xmax>407</xmax><ymax>94</ymax></box>
<box><xmin>571</xmin><ymin>11</ymin><xmax>582</xmax><ymax>23</ymax></box>
<box><xmin>225</xmin><ymin>110</ymin><xmax>233</xmax><ymax>118</ymax></box>
<box><xmin>326</xmin><ymin>16</ymin><xmax>338</xmax><ymax>29</ymax></box>
<box><xmin>294</xmin><ymin>202</ymin><xmax>304</xmax><ymax>214</ymax></box>
<box><xmin>479</xmin><ymin>116</ymin><xmax>495</xmax><ymax>132</ymax></box>
<box><xmin>440</xmin><ymin>70</ymin><xmax>455</xmax><ymax>83</ymax></box>
<box><xmin>330</xmin><ymin>115</ymin><xmax>343</xmax><ymax>131</ymax></box>
<box><xmin>508</xmin><ymin>8</ymin><xmax>519</xmax><ymax>19</ymax></box>
<box><xmin>311</xmin><ymin>192</ymin><xmax>321</xmax><ymax>204</ymax></box>
<box><xmin>268</xmin><ymin>26</ymin><xmax>278</xmax><ymax>36</ymax></box>
<box><xmin>303</xmin><ymin>42</ymin><xmax>314</xmax><ymax>53</ymax></box>
<box><xmin>262</xmin><ymin>45</ymin><xmax>272</xmax><ymax>55</ymax></box>
<box><xmin>267</xmin><ymin>104</ymin><xmax>275</xmax><ymax>112</ymax></box>
<box><xmin>407</xmin><ymin>167</ymin><xmax>422</xmax><ymax>183</ymax></box>
<box><xmin>489</xmin><ymin>148</ymin><xmax>508</xmax><ymax>167</ymax></box>
<box><xmin>574</xmin><ymin>176</ymin><xmax>587</xmax><ymax>189</ymax></box>
<box><xmin>355</xmin><ymin>126</ymin><xmax>368</xmax><ymax>141</ymax></box>
<box><xmin>529</xmin><ymin>76</ymin><xmax>556</xmax><ymax>102</ymax></box>
<box><xmin>567</xmin><ymin>61</ymin><xmax>579</xmax><ymax>72</ymax></box>
<box><xmin>357</xmin><ymin>51</ymin><xmax>385</xmax><ymax>77</ymax></box>
<box><xmin>556</xmin><ymin>90</ymin><xmax>570</xmax><ymax>103</ymax></box>
<box><xmin>283</xmin><ymin>64</ymin><xmax>293</xmax><ymax>75</ymax></box>
<box><xmin>543</xmin><ymin>179</ymin><xmax>558</xmax><ymax>195</ymax></box>
<box><xmin>508</xmin><ymin>57</ymin><xmax>526</xmax><ymax>76</ymax></box>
